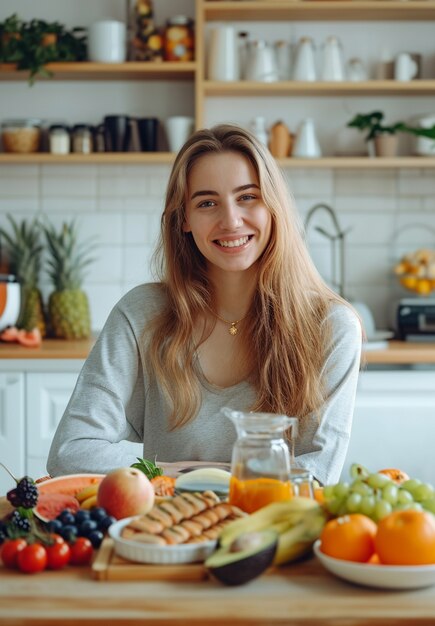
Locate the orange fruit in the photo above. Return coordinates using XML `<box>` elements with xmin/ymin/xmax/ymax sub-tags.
<box><xmin>375</xmin><ymin>510</ymin><xmax>435</xmax><ymax>565</ymax></box>
<box><xmin>320</xmin><ymin>514</ymin><xmax>377</xmax><ymax>563</ymax></box>
<box><xmin>366</xmin><ymin>553</ymin><xmax>380</xmax><ymax>565</ymax></box>
<box><xmin>378</xmin><ymin>468</ymin><xmax>409</xmax><ymax>485</ymax></box>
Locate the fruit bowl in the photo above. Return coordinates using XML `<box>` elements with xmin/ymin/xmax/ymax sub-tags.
<box><xmin>314</xmin><ymin>540</ymin><xmax>435</xmax><ymax>590</ymax></box>
<box><xmin>394</xmin><ymin>248</ymin><xmax>435</xmax><ymax>296</ymax></box>
<box><xmin>109</xmin><ymin>516</ymin><xmax>217</xmax><ymax>564</ymax></box>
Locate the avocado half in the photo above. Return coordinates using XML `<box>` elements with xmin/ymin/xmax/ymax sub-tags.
<box><xmin>205</xmin><ymin>529</ymin><xmax>278</xmax><ymax>586</ymax></box>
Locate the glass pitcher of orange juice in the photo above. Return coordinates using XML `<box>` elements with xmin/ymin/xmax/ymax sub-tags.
<box><xmin>222</xmin><ymin>408</ymin><xmax>298</xmax><ymax>514</ymax></box>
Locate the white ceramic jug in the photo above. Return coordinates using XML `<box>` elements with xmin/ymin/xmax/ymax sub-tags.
<box><xmin>321</xmin><ymin>36</ymin><xmax>345</xmax><ymax>81</ymax></box>
<box><xmin>207</xmin><ymin>26</ymin><xmax>240</xmax><ymax>81</ymax></box>
<box><xmin>394</xmin><ymin>53</ymin><xmax>418</xmax><ymax>82</ymax></box>
<box><xmin>245</xmin><ymin>40</ymin><xmax>279</xmax><ymax>82</ymax></box>
<box><xmin>292</xmin><ymin>119</ymin><xmax>322</xmax><ymax>158</ymax></box>
<box><xmin>292</xmin><ymin>37</ymin><xmax>316</xmax><ymax>81</ymax></box>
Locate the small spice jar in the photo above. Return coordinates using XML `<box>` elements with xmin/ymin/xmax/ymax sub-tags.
<box><xmin>71</xmin><ymin>124</ymin><xmax>93</xmax><ymax>154</ymax></box>
<box><xmin>49</xmin><ymin>124</ymin><xmax>70</xmax><ymax>155</ymax></box>
<box><xmin>164</xmin><ymin>16</ymin><xmax>194</xmax><ymax>61</ymax></box>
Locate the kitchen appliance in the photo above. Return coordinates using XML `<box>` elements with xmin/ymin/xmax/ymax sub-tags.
<box><xmin>0</xmin><ymin>274</ymin><xmax>21</xmax><ymax>330</ymax></box>
<box><xmin>396</xmin><ymin>298</ymin><xmax>435</xmax><ymax>341</ymax></box>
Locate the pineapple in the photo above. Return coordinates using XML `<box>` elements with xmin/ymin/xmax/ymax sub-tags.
<box><xmin>43</xmin><ymin>220</ymin><xmax>94</xmax><ymax>340</ymax></box>
<box><xmin>0</xmin><ymin>215</ymin><xmax>46</xmax><ymax>335</ymax></box>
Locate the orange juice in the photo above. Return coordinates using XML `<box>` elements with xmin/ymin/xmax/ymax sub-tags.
<box><xmin>229</xmin><ymin>475</ymin><xmax>293</xmax><ymax>513</ymax></box>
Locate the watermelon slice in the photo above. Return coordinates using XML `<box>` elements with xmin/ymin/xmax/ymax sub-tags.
<box><xmin>35</xmin><ymin>493</ymin><xmax>80</xmax><ymax>522</ymax></box>
<box><xmin>35</xmin><ymin>474</ymin><xmax>105</xmax><ymax>521</ymax></box>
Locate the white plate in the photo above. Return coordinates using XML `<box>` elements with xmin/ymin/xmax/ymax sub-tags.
<box><xmin>109</xmin><ymin>516</ymin><xmax>217</xmax><ymax>564</ymax></box>
<box><xmin>314</xmin><ymin>540</ymin><xmax>435</xmax><ymax>590</ymax></box>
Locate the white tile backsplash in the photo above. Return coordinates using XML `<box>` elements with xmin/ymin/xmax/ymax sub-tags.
<box><xmin>1</xmin><ymin>163</ymin><xmax>434</xmax><ymax>332</ymax></box>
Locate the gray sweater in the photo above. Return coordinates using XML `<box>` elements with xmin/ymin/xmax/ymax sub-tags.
<box><xmin>47</xmin><ymin>283</ymin><xmax>362</xmax><ymax>485</ymax></box>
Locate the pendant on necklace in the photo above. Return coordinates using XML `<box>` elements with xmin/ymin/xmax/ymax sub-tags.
<box><xmin>229</xmin><ymin>323</ymin><xmax>238</xmax><ymax>336</ymax></box>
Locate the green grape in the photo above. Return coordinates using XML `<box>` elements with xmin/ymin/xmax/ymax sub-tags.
<box><xmin>350</xmin><ymin>481</ymin><xmax>374</xmax><ymax>497</ymax></box>
<box><xmin>413</xmin><ymin>483</ymin><xmax>435</xmax><ymax>502</ymax></box>
<box><xmin>367</xmin><ymin>473</ymin><xmax>391</xmax><ymax>489</ymax></box>
<box><xmin>394</xmin><ymin>502</ymin><xmax>423</xmax><ymax>512</ymax></box>
<box><xmin>333</xmin><ymin>482</ymin><xmax>350</xmax><ymax>499</ymax></box>
<box><xmin>349</xmin><ymin>463</ymin><xmax>370</xmax><ymax>481</ymax></box>
<box><xmin>374</xmin><ymin>499</ymin><xmax>393</xmax><ymax>521</ymax></box>
<box><xmin>382</xmin><ymin>483</ymin><xmax>399</xmax><ymax>505</ymax></box>
<box><xmin>323</xmin><ymin>485</ymin><xmax>335</xmax><ymax>500</ymax></box>
<box><xmin>327</xmin><ymin>497</ymin><xmax>345</xmax><ymax>515</ymax></box>
<box><xmin>397</xmin><ymin>489</ymin><xmax>414</xmax><ymax>505</ymax></box>
<box><xmin>401</xmin><ymin>478</ymin><xmax>422</xmax><ymax>494</ymax></box>
<box><xmin>360</xmin><ymin>494</ymin><xmax>376</xmax><ymax>517</ymax></box>
<box><xmin>421</xmin><ymin>498</ymin><xmax>435</xmax><ymax>514</ymax></box>
<box><xmin>346</xmin><ymin>492</ymin><xmax>362</xmax><ymax>513</ymax></box>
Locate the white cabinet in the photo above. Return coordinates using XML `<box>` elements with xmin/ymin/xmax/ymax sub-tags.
<box><xmin>342</xmin><ymin>370</ymin><xmax>435</xmax><ymax>483</ymax></box>
<box><xmin>26</xmin><ymin>373</ymin><xmax>80</xmax><ymax>480</ymax></box>
<box><xmin>0</xmin><ymin>361</ymin><xmax>83</xmax><ymax>493</ymax></box>
<box><xmin>0</xmin><ymin>373</ymin><xmax>25</xmax><ymax>495</ymax></box>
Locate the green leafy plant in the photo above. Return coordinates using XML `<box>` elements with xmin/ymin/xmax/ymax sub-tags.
<box><xmin>0</xmin><ymin>14</ymin><xmax>86</xmax><ymax>84</ymax></box>
<box><xmin>348</xmin><ymin>110</ymin><xmax>435</xmax><ymax>143</ymax></box>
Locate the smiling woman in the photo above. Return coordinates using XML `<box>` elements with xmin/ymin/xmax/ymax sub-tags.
<box><xmin>47</xmin><ymin>124</ymin><xmax>362</xmax><ymax>486</ymax></box>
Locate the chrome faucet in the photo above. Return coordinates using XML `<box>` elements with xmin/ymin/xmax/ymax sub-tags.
<box><xmin>304</xmin><ymin>203</ymin><xmax>351</xmax><ymax>298</ymax></box>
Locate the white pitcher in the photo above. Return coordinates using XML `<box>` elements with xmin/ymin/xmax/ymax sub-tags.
<box><xmin>245</xmin><ymin>40</ymin><xmax>279</xmax><ymax>82</ymax></box>
<box><xmin>394</xmin><ymin>53</ymin><xmax>418</xmax><ymax>82</ymax></box>
<box><xmin>321</xmin><ymin>36</ymin><xmax>345</xmax><ymax>81</ymax></box>
<box><xmin>207</xmin><ymin>26</ymin><xmax>240</xmax><ymax>81</ymax></box>
<box><xmin>292</xmin><ymin>37</ymin><xmax>316</xmax><ymax>81</ymax></box>
<box><xmin>292</xmin><ymin>119</ymin><xmax>322</xmax><ymax>158</ymax></box>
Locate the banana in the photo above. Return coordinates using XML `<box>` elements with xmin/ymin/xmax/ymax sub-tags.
<box><xmin>218</xmin><ymin>497</ymin><xmax>319</xmax><ymax>548</ymax></box>
<box><xmin>273</xmin><ymin>508</ymin><xmax>327</xmax><ymax>566</ymax></box>
<box><xmin>80</xmin><ymin>494</ymin><xmax>98</xmax><ymax>510</ymax></box>
<box><xmin>76</xmin><ymin>484</ymin><xmax>99</xmax><ymax>504</ymax></box>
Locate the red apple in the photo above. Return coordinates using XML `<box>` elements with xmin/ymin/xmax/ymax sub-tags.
<box><xmin>97</xmin><ymin>467</ymin><xmax>154</xmax><ymax>519</ymax></box>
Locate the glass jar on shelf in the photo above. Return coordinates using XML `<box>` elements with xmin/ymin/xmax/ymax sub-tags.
<box><xmin>48</xmin><ymin>124</ymin><xmax>70</xmax><ymax>155</ymax></box>
<box><xmin>1</xmin><ymin>119</ymin><xmax>42</xmax><ymax>153</ymax></box>
<box><xmin>164</xmin><ymin>16</ymin><xmax>194</xmax><ymax>61</ymax></box>
<box><xmin>71</xmin><ymin>124</ymin><xmax>93</xmax><ymax>154</ymax></box>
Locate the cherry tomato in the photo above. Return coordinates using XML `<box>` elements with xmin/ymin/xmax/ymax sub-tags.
<box><xmin>69</xmin><ymin>537</ymin><xmax>93</xmax><ymax>566</ymax></box>
<box><xmin>47</xmin><ymin>533</ymin><xmax>65</xmax><ymax>545</ymax></box>
<box><xmin>17</xmin><ymin>543</ymin><xmax>48</xmax><ymax>574</ymax></box>
<box><xmin>1</xmin><ymin>538</ymin><xmax>27</xmax><ymax>569</ymax></box>
<box><xmin>46</xmin><ymin>541</ymin><xmax>71</xmax><ymax>570</ymax></box>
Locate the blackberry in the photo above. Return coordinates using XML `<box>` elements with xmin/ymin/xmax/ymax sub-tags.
<box><xmin>10</xmin><ymin>510</ymin><xmax>31</xmax><ymax>533</ymax></box>
<box><xmin>6</xmin><ymin>487</ymin><xmax>22</xmax><ymax>508</ymax></box>
<box><xmin>16</xmin><ymin>476</ymin><xmax>38</xmax><ymax>508</ymax></box>
<box><xmin>0</xmin><ymin>521</ymin><xmax>8</xmax><ymax>545</ymax></box>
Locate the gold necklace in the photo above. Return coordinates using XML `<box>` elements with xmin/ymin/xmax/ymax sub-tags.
<box><xmin>211</xmin><ymin>310</ymin><xmax>248</xmax><ymax>336</ymax></box>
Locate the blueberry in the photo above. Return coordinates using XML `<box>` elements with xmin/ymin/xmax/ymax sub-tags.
<box><xmin>74</xmin><ymin>509</ymin><xmax>91</xmax><ymax>524</ymax></box>
<box><xmin>98</xmin><ymin>515</ymin><xmax>116</xmax><ymax>532</ymax></box>
<box><xmin>47</xmin><ymin>519</ymin><xmax>63</xmax><ymax>533</ymax></box>
<box><xmin>79</xmin><ymin>519</ymin><xmax>98</xmax><ymax>537</ymax></box>
<box><xmin>60</xmin><ymin>524</ymin><xmax>78</xmax><ymax>542</ymax></box>
<box><xmin>58</xmin><ymin>510</ymin><xmax>76</xmax><ymax>526</ymax></box>
<box><xmin>88</xmin><ymin>529</ymin><xmax>104</xmax><ymax>549</ymax></box>
<box><xmin>90</xmin><ymin>507</ymin><xmax>107</xmax><ymax>522</ymax></box>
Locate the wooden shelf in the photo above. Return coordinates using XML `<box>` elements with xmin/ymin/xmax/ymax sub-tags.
<box><xmin>203</xmin><ymin>1</ymin><xmax>435</xmax><ymax>21</ymax></box>
<box><xmin>204</xmin><ymin>80</ymin><xmax>435</xmax><ymax>97</ymax></box>
<box><xmin>0</xmin><ymin>61</ymin><xmax>197</xmax><ymax>81</ymax></box>
<box><xmin>0</xmin><ymin>153</ymin><xmax>176</xmax><ymax>164</ymax></box>
<box><xmin>1</xmin><ymin>154</ymin><xmax>434</xmax><ymax>168</ymax></box>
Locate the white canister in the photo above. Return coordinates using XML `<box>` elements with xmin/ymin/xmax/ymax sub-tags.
<box><xmin>293</xmin><ymin>37</ymin><xmax>317</xmax><ymax>82</ymax></box>
<box><xmin>245</xmin><ymin>41</ymin><xmax>279</xmax><ymax>82</ymax></box>
<box><xmin>165</xmin><ymin>116</ymin><xmax>195</xmax><ymax>153</ymax></box>
<box><xmin>88</xmin><ymin>21</ymin><xmax>127</xmax><ymax>63</ymax></box>
<box><xmin>207</xmin><ymin>26</ymin><xmax>240</xmax><ymax>81</ymax></box>
<box><xmin>394</xmin><ymin>53</ymin><xmax>418</xmax><ymax>81</ymax></box>
<box><xmin>320</xmin><ymin>36</ymin><xmax>345</xmax><ymax>81</ymax></box>
<box><xmin>292</xmin><ymin>119</ymin><xmax>322</xmax><ymax>158</ymax></box>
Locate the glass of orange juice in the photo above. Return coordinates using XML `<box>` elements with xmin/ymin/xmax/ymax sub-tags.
<box><xmin>222</xmin><ymin>407</ymin><xmax>298</xmax><ymax>514</ymax></box>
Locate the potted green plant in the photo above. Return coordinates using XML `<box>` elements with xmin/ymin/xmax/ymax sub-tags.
<box><xmin>347</xmin><ymin>110</ymin><xmax>435</xmax><ymax>158</ymax></box>
<box><xmin>0</xmin><ymin>14</ymin><xmax>86</xmax><ymax>84</ymax></box>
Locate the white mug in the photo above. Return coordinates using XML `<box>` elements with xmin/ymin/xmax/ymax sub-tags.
<box><xmin>88</xmin><ymin>21</ymin><xmax>127</xmax><ymax>63</ymax></box>
<box><xmin>292</xmin><ymin>119</ymin><xmax>322</xmax><ymax>158</ymax></box>
<box><xmin>165</xmin><ymin>116</ymin><xmax>195</xmax><ymax>153</ymax></box>
<box><xmin>207</xmin><ymin>26</ymin><xmax>240</xmax><ymax>81</ymax></box>
<box><xmin>394</xmin><ymin>53</ymin><xmax>418</xmax><ymax>81</ymax></box>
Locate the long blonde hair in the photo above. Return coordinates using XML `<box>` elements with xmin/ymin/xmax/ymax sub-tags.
<box><xmin>148</xmin><ymin>124</ymin><xmax>345</xmax><ymax>430</ymax></box>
